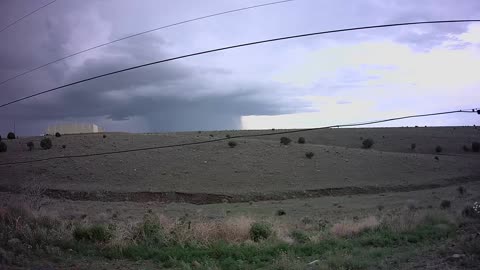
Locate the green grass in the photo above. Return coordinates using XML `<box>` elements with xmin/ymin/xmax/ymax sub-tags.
<box><xmin>71</xmin><ymin>222</ymin><xmax>456</xmax><ymax>269</ymax></box>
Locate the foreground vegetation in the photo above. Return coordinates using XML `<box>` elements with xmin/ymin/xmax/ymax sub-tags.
<box><xmin>1</xmin><ymin>201</ymin><xmax>479</xmax><ymax>270</ymax></box>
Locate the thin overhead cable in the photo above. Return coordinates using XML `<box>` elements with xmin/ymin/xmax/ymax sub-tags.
<box><xmin>0</xmin><ymin>0</ymin><xmax>56</xmax><ymax>34</ymax></box>
<box><xmin>0</xmin><ymin>109</ymin><xmax>476</xmax><ymax>166</ymax></box>
<box><xmin>0</xmin><ymin>0</ymin><xmax>295</xmax><ymax>86</ymax></box>
<box><xmin>1</xmin><ymin>19</ymin><xmax>479</xmax><ymax>109</ymax></box>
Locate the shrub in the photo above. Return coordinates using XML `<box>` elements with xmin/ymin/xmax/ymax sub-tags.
<box><xmin>290</xmin><ymin>230</ymin><xmax>309</xmax><ymax>244</ymax></box>
<box><xmin>40</xmin><ymin>138</ymin><xmax>52</xmax><ymax>150</ymax></box>
<box><xmin>276</xmin><ymin>209</ymin><xmax>286</xmax><ymax>216</ymax></box>
<box><xmin>362</xmin><ymin>138</ymin><xmax>374</xmax><ymax>149</ymax></box>
<box><xmin>55</xmin><ymin>132</ymin><xmax>61</xmax><ymax>137</ymax></box>
<box><xmin>103</xmin><ymin>134</ymin><xmax>107</xmax><ymax>139</ymax></box>
<box><xmin>27</xmin><ymin>141</ymin><xmax>34</xmax><ymax>151</ymax></box>
<box><xmin>298</xmin><ymin>137</ymin><xmax>305</xmax><ymax>144</ymax></box>
<box><xmin>305</xmin><ymin>152</ymin><xmax>314</xmax><ymax>159</ymax></box>
<box><xmin>249</xmin><ymin>222</ymin><xmax>272</xmax><ymax>242</ymax></box>
<box><xmin>463</xmin><ymin>145</ymin><xmax>470</xmax><ymax>152</ymax></box>
<box><xmin>440</xmin><ymin>200</ymin><xmax>451</xmax><ymax>209</ymax></box>
<box><xmin>228</xmin><ymin>141</ymin><xmax>237</xmax><ymax>148</ymax></box>
<box><xmin>331</xmin><ymin>216</ymin><xmax>379</xmax><ymax>237</ymax></box>
<box><xmin>62</xmin><ymin>145</ymin><xmax>66</xmax><ymax>149</ymax></box>
<box><xmin>435</xmin><ymin>146</ymin><xmax>443</xmax><ymax>153</ymax></box>
<box><xmin>280</xmin><ymin>137</ymin><xmax>291</xmax><ymax>145</ymax></box>
<box><xmin>472</xmin><ymin>142</ymin><xmax>480</xmax><ymax>152</ymax></box>
<box><xmin>0</xmin><ymin>141</ymin><xmax>6</xmax><ymax>152</ymax></box>
<box><xmin>133</xmin><ymin>215</ymin><xmax>169</xmax><ymax>246</ymax></box>
<box><xmin>7</xmin><ymin>132</ymin><xmax>15</xmax><ymax>140</ymax></box>
<box><xmin>73</xmin><ymin>225</ymin><xmax>112</xmax><ymax>242</ymax></box>
<box><xmin>226</xmin><ymin>134</ymin><xmax>231</xmax><ymax>139</ymax></box>
<box><xmin>457</xmin><ymin>186</ymin><xmax>466</xmax><ymax>196</ymax></box>
<box><xmin>411</xmin><ymin>143</ymin><xmax>416</xmax><ymax>150</ymax></box>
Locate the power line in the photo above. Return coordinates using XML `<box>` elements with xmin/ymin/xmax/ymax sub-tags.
<box><xmin>0</xmin><ymin>0</ymin><xmax>295</xmax><ymax>86</ymax></box>
<box><xmin>0</xmin><ymin>0</ymin><xmax>56</xmax><ymax>34</ymax></box>
<box><xmin>1</xmin><ymin>19</ymin><xmax>479</xmax><ymax>109</ymax></box>
<box><xmin>0</xmin><ymin>109</ymin><xmax>476</xmax><ymax>166</ymax></box>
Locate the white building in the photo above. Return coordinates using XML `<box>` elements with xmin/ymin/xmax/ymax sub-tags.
<box><xmin>46</xmin><ymin>123</ymin><xmax>104</xmax><ymax>135</ymax></box>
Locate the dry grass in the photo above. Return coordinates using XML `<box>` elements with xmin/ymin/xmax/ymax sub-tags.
<box><xmin>330</xmin><ymin>216</ymin><xmax>380</xmax><ymax>237</ymax></box>
<box><xmin>382</xmin><ymin>209</ymin><xmax>456</xmax><ymax>233</ymax></box>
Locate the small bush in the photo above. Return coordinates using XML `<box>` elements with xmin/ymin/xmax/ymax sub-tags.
<box><xmin>457</xmin><ymin>186</ymin><xmax>466</xmax><ymax>196</ymax></box>
<box><xmin>305</xmin><ymin>152</ymin><xmax>314</xmax><ymax>159</ymax></box>
<box><xmin>7</xmin><ymin>132</ymin><xmax>15</xmax><ymax>140</ymax></box>
<box><xmin>472</xmin><ymin>142</ymin><xmax>480</xmax><ymax>152</ymax></box>
<box><xmin>226</xmin><ymin>134</ymin><xmax>231</xmax><ymax>139</ymax></box>
<box><xmin>73</xmin><ymin>225</ymin><xmax>112</xmax><ymax>242</ymax></box>
<box><xmin>40</xmin><ymin>138</ymin><xmax>52</xmax><ymax>150</ymax></box>
<box><xmin>276</xmin><ymin>209</ymin><xmax>286</xmax><ymax>216</ymax></box>
<box><xmin>103</xmin><ymin>134</ymin><xmax>107</xmax><ymax>139</ymax></box>
<box><xmin>298</xmin><ymin>137</ymin><xmax>305</xmax><ymax>144</ymax></box>
<box><xmin>27</xmin><ymin>141</ymin><xmax>34</xmax><ymax>151</ymax></box>
<box><xmin>280</xmin><ymin>137</ymin><xmax>291</xmax><ymax>145</ymax></box>
<box><xmin>411</xmin><ymin>143</ymin><xmax>416</xmax><ymax>150</ymax></box>
<box><xmin>249</xmin><ymin>222</ymin><xmax>272</xmax><ymax>242</ymax></box>
<box><xmin>435</xmin><ymin>146</ymin><xmax>443</xmax><ymax>153</ymax></box>
<box><xmin>463</xmin><ymin>145</ymin><xmax>470</xmax><ymax>152</ymax></box>
<box><xmin>290</xmin><ymin>230</ymin><xmax>309</xmax><ymax>244</ymax></box>
<box><xmin>55</xmin><ymin>132</ymin><xmax>61</xmax><ymax>137</ymax></box>
<box><xmin>440</xmin><ymin>200</ymin><xmax>451</xmax><ymax>209</ymax></box>
<box><xmin>228</xmin><ymin>141</ymin><xmax>237</xmax><ymax>148</ymax></box>
<box><xmin>62</xmin><ymin>145</ymin><xmax>66</xmax><ymax>149</ymax></box>
<box><xmin>362</xmin><ymin>138</ymin><xmax>374</xmax><ymax>149</ymax></box>
<box><xmin>0</xmin><ymin>141</ymin><xmax>6</xmax><ymax>152</ymax></box>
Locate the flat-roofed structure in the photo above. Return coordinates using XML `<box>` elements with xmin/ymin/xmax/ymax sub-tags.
<box><xmin>46</xmin><ymin>123</ymin><xmax>104</xmax><ymax>134</ymax></box>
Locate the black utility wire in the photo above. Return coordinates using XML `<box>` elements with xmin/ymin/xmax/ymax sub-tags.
<box><xmin>1</xmin><ymin>19</ymin><xmax>479</xmax><ymax>109</ymax></box>
<box><xmin>0</xmin><ymin>109</ymin><xmax>476</xmax><ymax>166</ymax></box>
<box><xmin>0</xmin><ymin>0</ymin><xmax>56</xmax><ymax>34</ymax></box>
<box><xmin>0</xmin><ymin>0</ymin><xmax>295</xmax><ymax>86</ymax></box>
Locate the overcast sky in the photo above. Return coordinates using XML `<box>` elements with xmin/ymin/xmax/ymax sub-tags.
<box><xmin>0</xmin><ymin>0</ymin><xmax>479</xmax><ymax>135</ymax></box>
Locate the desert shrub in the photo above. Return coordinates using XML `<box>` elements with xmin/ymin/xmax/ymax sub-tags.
<box><xmin>62</xmin><ymin>145</ymin><xmax>66</xmax><ymax>149</ymax></box>
<box><xmin>7</xmin><ymin>132</ymin><xmax>15</xmax><ymax>140</ymax></box>
<box><xmin>133</xmin><ymin>215</ymin><xmax>169</xmax><ymax>246</ymax></box>
<box><xmin>457</xmin><ymin>186</ymin><xmax>466</xmax><ymax>196</ymax></box>
<box><xmin>103</xmin><ymin>134</ymin><xmax>107</xmax><ymax>138</ymax></box>
<box><xmin>228</xmin><ymin>141</ymin><xmax>237</xmax><ymax>148</ymax></box>
<box><xmin>280</xmin><ymin>137</ymin><xmax>291</xmax><ymax>145</ymax></box>
<box><xmin>331</xmin><ymin>216</ymin><xmax>379</xmax><ymax>237</ymax></box>
<box><xmin>463</xmin><ymin>145</ymin><xmax>470</xmax><ymax>152</ymax></box>
<box><xmin>305</xmin><ymin>152</ymin><xmax>314</xmax><ymax>159</ymax></box>
<box><xmin>440</xmin><ymin>200</ymin><xmax>451</xmax><ymax>209</ymax></box>
<box><xmin>290</xmin><ymin>230</ymin><xmax>309</xmax><ymax>244</ymax></box>
<box><xmin>362</xmin><ymin>138</ymin><xmax>374</xmax><ymax>149</ymax></box>
<box><xmin>298</xmin><ymin>137</ymin><xmax>305</xmax><ymax>144</ymax></box>
<box><xmin>73</xmin><ymin>224</ymin><xmax>112</xmax><ymax>242</ymax></box>
<box><xmin>411</xmin><ymin>143</ymin><xmax>416</xmax><ymax>150</ymax></box>
<box><xmin>55</xmin><ymin>132</ymin><xmax>61</xmax><ymax>137</ymax></box>
<box><xmin>435</xmin><ymin>146</ymin><xmax>443</xmax><ymax>153</ymax></box>
<box><xmin>377</xmin><ymin>205</ymin><xmax>384</xmax><ymax>211</ymax></box>
<box><xmin>40</xmin><ymin>138</ymin><xmax>52</xmax><ymax>150</ymax></box>
<box><xmin>472</xmin><ymin>142</ymin><xmax>480</xmax><ymax>152</ymax></box>
<box><xmin>276</xmin><ymin>209</ymin><xmax>286</xmax><ymax>216</ymax></box>
<box><xmin>27</xmin><ymin>141</ymin><xmax>34</xmax><ymax>151</ymax></box>
<box><xmin>226</xmin><ymin>134</ymin><xmax>231</xmax><ymax>139</ymax></box>
<box><xmin>249</xmin><ymin>222</ymin><xmax>272</xmax><ymax>242</ymax></box>
<box><xmin>0</xmin><ymin>141</ymin><xmax>6</xmax><ymax>152</ymax></box>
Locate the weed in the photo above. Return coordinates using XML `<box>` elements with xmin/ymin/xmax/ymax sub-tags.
<box><xmin>0</xmin><ymin>141</ymin><xmax>6</xmax><ymax>152</ymax></box>
<box><xmin>280</xmin><ymin>137</ymin><xmax>291</xmax><ymax>145</ymax></box>
<box><xmin>362</xmin><ymin>138</ymin><xmax>374</xmax><ymax>149</ymax></box>
<box><xmin>440</xmin><ymin>200</ymin><xmax>451</xmax><ymax>209</ymax></box>
<box><xmin>40</xmin><ymin>138</ymin><xmax>52</xmax><ymax>150</ymax></box>
<box><xmin>249</xmin><ymin>222</ymin><xmax>273</xmax><ymax>242</ymax></box>
<box><xmin>27</xmin><ymin>141</ymin><xmax>34</xmax><ymax>151</ymax></box>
